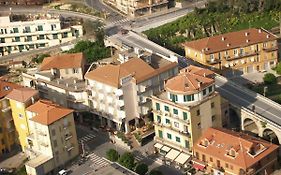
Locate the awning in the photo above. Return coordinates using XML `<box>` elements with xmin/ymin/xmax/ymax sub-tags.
<box><xmin>161</xmin><ymin>146</ymin><xmax>171</xmax><ymax>153</ymax></box>
<box><xmin>174</xmin><ymin>153</ymin><xmax>191</xmax><ymax>165</ymax></box>
<box><xmin>165</xmin><ymin>149</ymin><xmax>180</xmax><ymax>161</ymax></box>
<box><xmin>192</xmin><ymin>162</ymin><xmax>206</xmax><ymax>171</ymax></box>
<box><xmin>154</xmin><ymin>143</ymin><xmax>163</xmax><ymax>149</ymax></box>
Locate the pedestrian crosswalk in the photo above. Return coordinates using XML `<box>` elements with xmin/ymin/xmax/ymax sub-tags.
<box><xmin>87</xmin><ymin>153</ymin><xmax>110</xmax><ymax>169</ymax></box>
<box><xmin>79</xmin><ymin>133</ymin><xmax>96</xmax><ymax>143</ymax></box>
<box><xmin>108</xmin><ymin>18</ymin><xmax>131</xmax><ymax>25</ymax></box>
<box><xmin>135</xmin><ymin>155</ymin><xmax>144</xmax><ymax>162</ymax></box>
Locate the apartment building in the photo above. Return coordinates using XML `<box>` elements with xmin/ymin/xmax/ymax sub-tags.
<box><xmin>25</xmin><ymin>100</ymin><xmax>79</xmax><ymax>175</ymax></box>
<box><xmin>152</xmin><ymin>65</ymin><xmax>222</xmax><ymax>154</ymax></box>
<box><xmin>105</xmin><ymin>0</ymin><xmax>168</xmax><ymax>17</ymax></box>
<box><xmin>22</xmin><ymin>53</ymin><xmax>88</xmax><ymax>112</ymax></box>
<box><xmin>182</xmin><ymin>28</ymin><xmax>278</xmax><ymax>77</ymax></box>
<box><xmin>85</xmin><ymin>53</ymin><xmax>178</xmax><ymax>133</ymax></box>
<box><xmin>0</xmin><ymin>80</ymin><xmax>21</xmax><ymax>155</ymax></box>
<box><xmin>0</xmin><ymin>15</ymin><xmax>83</xmax><ymax>57</ymax></box>
<box><xmin>6</xmin><ymin>87</ymin><xmax>39</xmax><ymax>151</ymax></box>
<box><xmin>193</xmin><ymin>127</ymin><xmax>279</xmax><ymax>175</ymax></box>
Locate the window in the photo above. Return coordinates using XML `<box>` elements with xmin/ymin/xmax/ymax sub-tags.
<box><xmin>202</xmin><ymin>154</ymin><xmax>206</xmax><ymax>162</ymax></box>
<box><xmin>176</xmin><ymin>137</ymin><xmax>181</xmax><ymax>143</ymax></box>
<box><xmin>0</xmin><ymin>38</ymin><xmax>5</xmax><ymax>43</ymax></box>
<box><xmin>173</xmin><ymin>109</ymin><xmax>178</xmax><ymax>115</ymax></box>
<box><xmin>73</xmin><ymin>68</ymin><xmax>79</xmax><ymax>73</ymax></box>
<box><xmin>185</xmin><ymin>140</ymin><xmax>189</xmax><ymax>149</ymax></box>
<box><xmin>208</xmin><ymin>86</ymin><xmax>213</xmax><ymax>92</ymax></box>
<box><xmin>53</xmin><ymin>34</ymin><xmax>58</xmax><ymax>39</ymax></box>
<box><xmin>210</xmin><ymin>54</ymin><xmax>214</xmax><ymax>60</ymax></box>
<box><xmin>19</xmin><ymin>114</ymin><xmax>23</xmax><ymax>118</ymax></box>
<box><xmin>234</xmin><ymin>49</ymin><xmax>238</xmax><ymax>56</ymax></box>
<box><xmin>25</xmin><ymin>26</ymin><xmax>31</xmax><ymax>33</ymax></box>
<box><xmin>158</xmin><ymin>130</ymin><xmax>163</xmax><ymax>138</ymax></box>
<box><xmin>203</xmin><ymin>89</ymin><xmax>207</xmax><ymax>96</ymax></box>
<box><xmin>15</xmin><ymin>37</ymin><xmax>20</xmax><ymax>42</ymax></box>
<box><xmin>53</xmin><ymin>140</ymin><xmax>57</xmax><ymax>147</ymax></box>
<box><xmin>211</xmin><ymin>102</ymin><xmax>215</xmax><ymax>108</ymax></box>
<box><xmin>197</xmin><ymin>109</ymin><xmax>200</xmax><ymax>116</ymax></box>
<box><xmin>167</xmin><ymin>133</ymin><xmax>172</xmax><ymax>139</ymax></box>
<box><xmin>212</xmin><ymin>115</ymin><xmax>216</xmax><ymax>121</ymax></box>
<box><xmin>51</xmin><ymin>24</ymin><xmax>56</xmax><ymax>31</ymax></box>
<box><xmin>38</xmin><ymin>25</ymin><xmax>43</xmax><ymax>31</ymax></box>
<box><xmin>230</xmin><ymin>165</ymin><xmax>233</xmax><ymax>170</ymax></box>
<box><xmin>217</xmin><ymin>160</ymin><xmax>221</xmax><ymax>167</ymax></box>
<box><xmin>183</xmin><ymin>112</ymin><xmax>188</xmax><ymax>120</ymax></box>
<box><xmin>184</xmin><ymin>94</ymin><xmax>194</xmax><ymax>102</ymax></box>
<box><xmin>13</xmin><ymin>28</ymin><xmax>19</xmax><ymax>33</ymax></box>
<box><xmin>27</xmin><ymin>36</ymin><xmax>32</xmax><ymax>41</ymax></box>
<box><xmin>170</xmin><ymin>93</ymin><xmax>178</xmax><ymax>102</ymax></box>
<box><xmin>52</xmin><ymin>129</ymin><xmax>56</xmax><ymax>136</ymax></box>
<box><xmin>195</xmin><ymin>152</ymin><xmax>199</xmax><ymax>159</ymax></box>
<box><xmin>225</xmin><ymin>51</ymin><xmax>228</xmax><ymax>56</ymax></box>
<box><xmin>157</xmin><ymin>115</ymin><xmax>161</xmax><ymax>123</ymax></box>
<box><xmin>225</xmin><ymin>163</ymin><xmax>229</xmax><ymax>168</ymax></box>
<box><xmin>19</xmin><ymin>45</ymin><xmax>24</xmax><ymax>52</ymax></box>
<box><xmin>197</xmin><ymin>123</ymin><xmax>201</xmax><ymax>129</ymax></box>
<box><xmin>62</xmin><ymin>32</ymin><xmax>68</xmax><ymax>38</ymax></box>
<box><xmin>38</xmin><ymin>35</ymin><xmax>44</xmax><ymax>40</ymax></box>
<box><xmin>156</xmin><ymin>103</ymin><xmax>160</xmax><ymax>110</ymax></box>
<box><xmin>164</xmin><ymin>106</ymin><xmax>169</xmax><ymax>111</ymax></box>
<box><xmin>174</xmin><ymin>122</ymin><xmax>179</xmax><ymax>128</ymax></box>
<box><xmin>65</xmin><ymin>68</ymin><xmax>69</xmax><ymax>74</ymax></box>
<box><xmin>165</xmin><ymin>119</ymin><xmax>170</xmax><ymax>124</ymax></box>
<box><xmin>210</xmin><ymin>157</ymin><xmax>213</xmax><ymax>162</ymax></box>
<box><xmin>263</xmin><ymin>42</ymin><xmax>267</xmax><ymax>48</ymax></box>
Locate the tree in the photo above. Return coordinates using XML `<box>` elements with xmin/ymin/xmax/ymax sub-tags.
<box><xmin>149</xmin><ymin>169</ymin><xmax>163</xmax><ymax>175</ymax></box>
<box><xmin>135</xmin><ymin>163</ymin><xmax>148</xmax><ymax>175</ymax></box>
<box><xmin>263</xmin><ymin>73</ymin><xmax>277</xmax><ymax>85</ymax></box>
<box><xmin>106</xmin><ymin>149</ymin><xmax>119</xmax><ymax>162</ymax></box>
<box><xmin>32</xmin><ymin>53</ymin><xmax>50</xmax><ymax>64</ymax></box>
<box><xmin>275</xmin><ymin>63</ymin><xmax>281</xmax><ymax>75</ymax></box>
<box><xmin>118</xmin><ymin>152</ymin><xmax>135</xmax><ymax>170</ymax></box>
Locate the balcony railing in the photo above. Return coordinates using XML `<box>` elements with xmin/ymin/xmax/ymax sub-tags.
<box><xmin>262</xmin><ymin>46</ymin><xmax>278</xmax><ymax>52</ymax></box>
<box><xmin>65</xmin><ymin>133</ymin><xmax>73</xmax><ymax>141</ymax></box>
<box><xmin>226</xmin><ymin>51</ymin><xmax>258</xmax><ymax>61</ymax></box>
<box><xmin>207</xmin><ymin>58</ymin><xmax>220</xmax><ymax>65</ymax></box>
<box><xmin>65</xmin><ymin>144</ymin><xmax>74</xmax><ymax>151</ymax></box>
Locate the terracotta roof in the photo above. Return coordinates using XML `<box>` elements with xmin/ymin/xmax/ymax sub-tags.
<box><xmin>182</xmin><ymin>28</ymin><xmax>277</xmax><ymax>54</ymax></box>
<box><xmin>27</xmin><ymin>100</ymin><xmax>73</xmax><ymax>125</ymax></box>
<box><xmin>40</xmin><ymin>53</ymin><xmax>84</xmax><ymax>71</ymax></box>
<box><xmin>6</xmin><ymin>87</ymin><xmax>38</xmax><ymax>103</ymax></box>
<box><xmin>165</xmin><ymin>66</ymin><xmax>214</xmax><ymax>94</ymax></box>
<box><xmin>0</xmin><ymin>80</ymin><xmax>22</xmax><ymax>99</ymax></box>
<box><xmin>194</xmin><ymin>128</ymin><xmax>279</xmax><ymax>169</ymax></box>
<box><xmin>85</xmin><ymin>58</ymin><xmax>176</xmax><ymax>88</ymax></box>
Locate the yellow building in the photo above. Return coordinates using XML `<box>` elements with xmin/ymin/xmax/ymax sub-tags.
<box><xmin>6</xmin><ymin>87</ymin><xmax>39</xmax><ymax>151</ymax></box>
<box><xmin>0</xmin><ymin>80</ymin><xmax>21</xmax><ymax>155</ymax></box>
<box><xmin>182</xmin><ymin>28</ymin><xmax>278</xmax><ymax>77</ymax></box>
<box><xmin>152</xmin><ymin>65</ymin><xmax>222</xmax><ymax>155</ymax></box>
<box><xmin>24</xmin><ymin>100</ymin><xmax>79</xmax><ymax>175</ymax></box>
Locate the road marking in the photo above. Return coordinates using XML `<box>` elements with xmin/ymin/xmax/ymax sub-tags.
<box><xmin>87</xmin><ymin>153</ymin><xmax>109</xmax><ymax>169</ymax></box>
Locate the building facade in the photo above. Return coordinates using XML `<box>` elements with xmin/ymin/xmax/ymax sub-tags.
<box><xmin>0</xmin><ymin>15</ymin><xmax>83</xmax><ymax>57</ymax></box>
<box><xmin>105</xmin><ymin>0</ymin><xmax>168</xmax><ymax>17</ymax></box>
<box><xmin>6</xmin><ymin>88</ymin><xmax>39</xmax><ymax>151</ymax></box>
<box><xmin>85</xmin><ymin>54</ymin><xmax>178</xmax><ymax>133</ymax></box>
<box><xmin>0</xmin><ymin>81</ymin><xmax>21</xmax><ymax>156</ymax></box>
<box><xmin>193</xmin><ymin>127</ymin><xmax>279</xmax><ymax>175</ymax></box>
<box><xmin>182</xmin><ymin>28</ymin><xmax>278</xmax><ymax>77</ymax></box>
<box><xmin>152</xmin><ymin>65</ymin><xmax>222</xmax><ymax>153</ymax></box>
<box><xmin>25</xmin><ymin>100</ymin><xmax>79</xmax><ymax>175</ymax></box>
<box><xmin>22</xmin><ymin>53</ymin><xmax>88</xmax><ymax>112</ymax></box>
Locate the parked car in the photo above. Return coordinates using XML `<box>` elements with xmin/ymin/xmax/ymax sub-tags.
<box><xmin>58</xmin><ymin>169</ymin><xmax>68</xmax><ymax>175</ymax></box>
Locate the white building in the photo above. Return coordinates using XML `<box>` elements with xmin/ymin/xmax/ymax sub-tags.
<box><xmin>0</xmin><ymin>15</ymin><xmax>83</xmax><ymax>57</ymax></box>
<box><xmin>85</xmin><ymin>51</ymin><xmax>178</xmax><ymax>133</ymax></box>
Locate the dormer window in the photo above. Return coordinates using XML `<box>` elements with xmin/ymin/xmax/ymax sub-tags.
<box><xmin>227</xmin><ymin>148</ymin><xmax>236</xmax><ymax>158</ymax></box>
<box><xmin>199</xmin><ymin>138</ymin><xmax>209</xmax><ymax>148</ymax></box>
<box><xmin>170</xmin><ymin>93</ymin><xmax>178</xmax><ymax>102</ymax></box>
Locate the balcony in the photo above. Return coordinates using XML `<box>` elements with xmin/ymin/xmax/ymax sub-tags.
<box><xmin>1</xmin><ymin>106</ymin><xmax>11</xmax><ymax>113</ymax></box>
<box><xmin>226</xmin><ymin>51</ymin><xmax>258</xmax><ymax>61</ymax></box>
<box><xmin>65</xmin><ymin>144</ymin><xmax>74</xmax><ymax>151</ymax></box>
<box><xmin>65</xmin><ymin>133</ymin><xmax>73</xmax><ymax>141</ymax></box>
<box><xmin>262</xmin><ymin>46</ymin><xmax>278</xmax><ymax>52</ymax></box>
<box><xmin>67</xmin><ymin>95</ymin><xmax>85</xmax><ymax>103</ymax></box>
<box><xmin>63</xmin><ymin>122</ymin><xmax>71</xmax><ymax>129</ymax></box>
<box><xmin>207</xmin><ymin>58</ymin><xmax>220</xmax><ymax>65</ymax></box>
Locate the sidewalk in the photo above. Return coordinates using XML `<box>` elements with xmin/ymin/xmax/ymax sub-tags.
<box><xmin>0</xmin><ymin>152</ymin><xmax>27</xmax><ymax>169</ymax></box>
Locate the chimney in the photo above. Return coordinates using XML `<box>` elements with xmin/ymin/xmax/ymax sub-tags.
<box><xmin>31</xmin><ymin>97</ymin><xmax>35</xmax><ymax>104</ymax></box>
<box><xmin>266</xmin><ymin>34</ymin><xmax>270</xmax><ymax>38</ymax></box>
<box><xmin>75</xmin><ymin>85</ymin><xmax>77</xmax><ymax>90</ymax></box>
<box><xmin>60</xmin><ymin>76</ymin><xmax>63</xmax><ymax>79</ymax></box>
<box><xmin>198</xmin><ymin>82</ymin><xmax>201</xmax><ymax>87</ymax></box>
<box><xmin>246</xmin><ymin>39</ymin><xmax>249</xmax><ymax>43</ymax></box>
<box><xmin>221</xmin><ymin>37</ymin><xmax>225</xmax><ymax>41</ymax></box>
<box><xmin>203</xmin><ymin>73</ymin><xmax>206</xmax><ymax>77</ymax></box>
<box><xmin>56</xmin><ymin>80</ymin><xmax>59</xmax><ymax>84</ymax></box>
<box><xmin>51</xmin><ymin>68</ymin><xmax>55</xmax><ymax>76</ymax></box>
<box><xmin>245</xmin><ymin>32</ymin><xmax>249</xmax><ymax>36</ymax></box>
<box><xmin>74</xmin><ymin>79</ymin><xmax>77</xmax><ymax>84</ymax></box>
<box><xmin>258</xmin><ymin>29</ymin><xmax>262</xmax><ymax>33</ymax></box>
<box><xmin>66</xmin><ymin>83</ymin><xmax>69</xmax><ymax>87</ymax></box>
<box><xmin>227</xmin><ymin>43</ymin><xmax>230</xmax><ymax>47</ymax></box>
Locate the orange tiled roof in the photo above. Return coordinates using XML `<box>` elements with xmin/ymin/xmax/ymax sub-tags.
<box><xmin>182</xmin><ymin>28</ymin><xmax>277</xmax><ymax>54</ymax></box>
<box><xmin>6</xmin><ymin>87</ymin><xmax>38</xmax><ymax>103</ymax></box>
<box><xmin>85</xmin><ymin>58</ymin><xmax>171</xmax><ymax>88</ymax></box>
<box><xmin>40</xmin><ymin>53</ymin><xmax>84</xmax><ymax>71</ymax></box>
<box><xmin>0</xmin><ymin>80</ymin><xmax>22</xmax><ymax>99</ymax></box>
<box><xmin>194</xmin><ymin>127</ymin><xmax>279</xmax><ymax>169</ymax></box>
<box><xmin>165</xmin><ymin>65</ymin><xmax>214</xmax><ymax>94</ymax></box>
<box><xmin>27</xmin><ymin>100</ymin><xmax>73</xmax><ymax>125</ymax></box>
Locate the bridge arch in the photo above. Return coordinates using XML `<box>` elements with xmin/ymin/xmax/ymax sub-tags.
<box><xmin>262</xmin><ymin>128</ymin><xmax>280</xmax><ymax>145</ymax></box>
<box><xmin>242</xmin><ymin>118</ymin><xmax>259</xmax><ymax>135</ymax></box>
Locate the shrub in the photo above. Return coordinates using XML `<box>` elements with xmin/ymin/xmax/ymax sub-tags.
<box><xmin>118</xmin><ymin>152</ymin><xmax>135</xmax><ymax>170</ymax></box>
<box><xmin>106</xmin><ymin>149</ymin><xmax>119</xmax><ymax>162</ymax></box>
<box><xmin>149</xmin><ymin>169</ymin><xmax>163</xmax><ymax>175</ymax></box>
<box><xmin>135</xmin><ymin>163</ymin><xmax>148</xmax><ymax>175</ymax></box>
<box><xmin>275</xmin><ymin>63</ymin><xmax>281</xmax><ymax>75</ymax></box>
<box><xmin>263</xmin><ymin>73</ymin><xmax>277</xmax><ymax>85</ymax></box>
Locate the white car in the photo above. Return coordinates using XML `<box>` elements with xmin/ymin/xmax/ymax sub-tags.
<box><xmin>58</xmin><ymin>169</ymin><xmax>68</xmax><ymax>175</ymax></box>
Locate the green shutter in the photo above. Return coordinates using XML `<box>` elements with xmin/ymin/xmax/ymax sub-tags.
<box><xmin>167</xmin><ymin>133</ymin><xmax>172</xmax><ymax>139</ymax></box>
<box><xmin>183</xmin><ymin>112</ymin><xmax>188</xmax><ymax>120</ymax></box>
<box><xmin>173</xmin><ymin>109</ymin><xmax>178</xmax><ymax>115</ymax></box>
<box><xmin>158</xmin><ymin>130</ymin><xmax>163</xmax><ymax>138</ymax></box>
<box><xmin>176</xmin><ymin>137</ymin><xmax>181</xmax><ymax>143</ymax></box>
<box><xmin>185</xmin><ymin>140</ymin><xmax>190</xmax><ymax>148</ymax></box>
<box><xmin>164</xmin><ymin>106</ymin><xmax>169</xmax><ymax>111</ymax></box>
<box><xmin>156</xmin><ymin>103</ymin><xmax>160</xmax><ymax>110</ymax></box>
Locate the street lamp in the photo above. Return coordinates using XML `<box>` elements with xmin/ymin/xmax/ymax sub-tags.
<box><xmin>263</xmin><ymin>86</ymin><xmax>267</xmax><ymax>97</ymax></box>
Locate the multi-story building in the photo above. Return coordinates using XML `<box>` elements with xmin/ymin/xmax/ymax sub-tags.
<box><xmin>152</xmin><ymin>65</ymin><xmax>222</xmax><ymax>153</ymax></box>
<box><xmin>105</xmin><ymin>0</ymin><xmax>168</xmax><ymax>17</ymax></box>
<box><xmin>182</xmin><ymin>28</ymin><xmax>278</xmax><ymax>76</ymax></box>
<box><xmin>24</xmin><ymin>100</ymin><xmax>79</xmax><ymax>175</ymax></box>
<box><xmin>22</xmin><ymin>53</ymin><xmax>88</xmax><ymax>112</ymax></box>
<box><xmin>193</xmin><ymin>127</ymin><xmax>279</xmax><ymax>175</ymax></box>
<box><xmin>6</xmin><ymin>87</ymin><xmax>39</xmax><ymax>150</ymax></box>
<box><xmin>85</xmin><ymin>53</ymin><xmax>178</xmax><ymax>133</ymax></box>
<box><xmin>0</xmin><ymin>80</ymin><xmax>21</xmax><ymax>155</ymax></box>
<box><xmin>0</xmin><ymin>15</ymin><xmax>83</xmax><ymax>57</ymax></box>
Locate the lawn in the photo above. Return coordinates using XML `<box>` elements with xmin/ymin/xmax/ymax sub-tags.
<box><xmin>249</xmin><ymin>83</ymin><xmax>281</xmax><ymax>104</ymax></box>
<box><xmin>14</xmin><ymin>167</ymin><xmax>27</xmax><ymax>175</ymax></box>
